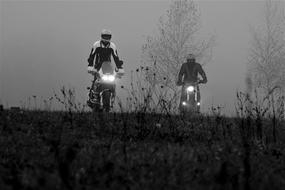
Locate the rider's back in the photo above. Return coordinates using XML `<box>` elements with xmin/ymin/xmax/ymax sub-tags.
<box><xmin>180</xmin><ymin>62</ymin><xmax>203</xmax><ymax>83</ymax></box>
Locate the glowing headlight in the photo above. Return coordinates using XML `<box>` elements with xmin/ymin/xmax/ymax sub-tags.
<box><xmin>102</xmin><ymin>75</ymin><xmax>115</xmax><ymax>82</ymax></box>
<box><xmin>182</xmin><ymin>101</ymin><xmax>187</xmax><ymax>106</ymax></box>
<box><xmin>197</xmin><ymin>102</ymin><xmax>201</xmax><ymax>106</ymax></box>
<box><xmin>108</xmin><ymin>75</ymin><xmax>115</xmax><ymax>81</ymax></box>
<box><xmin>186</xmin><ymin>86</ymin><xmax>194</xmax><ymax>92</ymax></box>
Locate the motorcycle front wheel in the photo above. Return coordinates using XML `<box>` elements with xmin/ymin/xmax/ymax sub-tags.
<box><xmin>102</xmin><ymin>90</ymin><xmax>111</xmax><ymax>112</ymax></box>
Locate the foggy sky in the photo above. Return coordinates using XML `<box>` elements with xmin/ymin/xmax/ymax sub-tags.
<box><xmin>0</xmin><ymin>0</ymin><xmax>266</xmax><ymax>114</ymax></box>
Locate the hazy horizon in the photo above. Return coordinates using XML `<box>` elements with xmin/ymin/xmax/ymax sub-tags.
<box><xmin>0</xmin><ymin>0</ymin><xmax>268</xmax><ymax>114</ymax></box>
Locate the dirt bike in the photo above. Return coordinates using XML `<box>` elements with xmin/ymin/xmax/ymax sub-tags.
<box><xmin>179</xmin><ymin>80</ymin><xmax>201</xmax><ymax>113</ymax></box>
<box><xmin>87</xmin><ymin>62</ymin><xmax>123</xmax><ymax>112</ymax></box>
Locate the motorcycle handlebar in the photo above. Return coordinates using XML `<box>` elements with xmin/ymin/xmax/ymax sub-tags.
<box><xmin>182</xmin><ymin>80</ymin><xmax>202</xmax><ymax>86</ymax></box>
<box><xmin>91</xmin><ymin>71</ymin><xmax>122</xmax><ymax>80</ymax></box>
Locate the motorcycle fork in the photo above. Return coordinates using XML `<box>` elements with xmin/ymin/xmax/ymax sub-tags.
<box><xmin>186</xmin><ymin>89</ymin><xmax>197</xmax><ymax>102</ymax></box>
<box><xmin>100</xmin><ymin>89</ymin><xmax>115</xmax><ymax>108</ymax></box>
<box><xmin>91</xmin><ymin>82</ymin><xmax>101</xmax><ymax>104</ymax></box>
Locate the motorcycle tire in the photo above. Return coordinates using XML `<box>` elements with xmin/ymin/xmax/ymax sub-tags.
<box><xmin>102</xmin><ymin>90</ymin><xmax>111</xmax><ymax>112</ymax></box>
<box><xmin>92</xmin><ymin>103</ymin><xmax>101</xmax><ymax>112</ymax></box>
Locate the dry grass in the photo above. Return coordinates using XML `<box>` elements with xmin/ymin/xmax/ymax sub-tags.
<box><xmin>1</xmin><ymin>101</ymin><xmax>285</xmax><ymax>190</ymax></box>
<box><xmin>1</xmin><ymin>81</ymin><xmax>285</xmax><ymax>189</ymax></box>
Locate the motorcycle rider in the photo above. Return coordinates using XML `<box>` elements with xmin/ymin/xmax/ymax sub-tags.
<box><xmin>176</xmin><ymin>53</ymin><xmax>207</xmax><ymax>111</ymax></box>
<box><xmin>87</xmin><ymin>29</ymin><xmax>124</xmax><ymax>109</ymax></box>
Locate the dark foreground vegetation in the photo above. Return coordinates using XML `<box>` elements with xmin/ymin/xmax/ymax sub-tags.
<box><xmin>0</xmin><ymin>109</ymin><xmax>285</xmax><ymax>190</ymax></box>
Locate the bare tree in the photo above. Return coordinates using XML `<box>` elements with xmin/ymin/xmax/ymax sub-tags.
<box><xmin>247</xmin><ymin>0</ymin><xmax>285</xmax><ymax>114</ymax></box>
<box><xmin>142</xmin><ymin>0</ymin><xmax>214</xmax><ymax>92</ymax></box>
<box><xmin>246</xmin><ymin>0</ymin><xmax>285</xmax><ymax>143</ymax></box>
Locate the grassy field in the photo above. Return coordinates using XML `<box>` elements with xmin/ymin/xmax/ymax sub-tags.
<box><xmin>0</xmin><ymin>109</ymin><xmax>285</xmax><ymax>190</ymax></box>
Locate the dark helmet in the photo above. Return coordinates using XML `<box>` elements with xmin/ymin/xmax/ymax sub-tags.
<box><xmin>101</xmin><ymin>29</ymin><xmax>112</xmax><ymax>42</ymax></box>
<box><xmin>186</xmin><ymin>53</ymin><xmax>195</xmax><ymax>62</ymax></box>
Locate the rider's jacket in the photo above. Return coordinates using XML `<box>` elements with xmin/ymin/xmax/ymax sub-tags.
<box><xmin>177</xmin><ymin>61</ymin><xmax>207</xmax><ymax>84</ymax></box>
<box><xmin>88</xmin><ymin>40</ymin><xmax>122</xmax><ymax>70</ymax></box>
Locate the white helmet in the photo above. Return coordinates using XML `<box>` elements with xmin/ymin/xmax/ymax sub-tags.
<box><xmin>101</xmin><ymin>29</ymin><xmax>112</xmax><ymax>42</ymax></box>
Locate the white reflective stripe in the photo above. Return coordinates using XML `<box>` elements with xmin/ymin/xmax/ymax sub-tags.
<box><xmin>91</xmin><ymin>41</ymin><xmax>100</xmax><ymax>54</ymax></box>
<box><xmin>110</xmin><ymin>42</ymin><xmax>118</xmax><ymax>56</ymax></box>
<box><xmin>93</xmin><ymin>41</ymin><xmax>100</xmax><ymax>48</ymax></box>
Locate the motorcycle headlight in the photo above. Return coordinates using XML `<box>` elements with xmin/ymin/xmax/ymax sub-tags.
<box><xmin>197</xmin><ymin>102</ymin><xmax>201</xmax><ymax>106</ymax></box>
<box><xmin>186</xmin><ymin>86</ymin><xmax>194</xmax><ymax>92</ymax></box>
<box><xmin>108</xmin><ymin>75</ymin><xmax>115</xmax><ymax>82</ymax></box>
<box><xmin>182</xmin><ymin>101</ymin><xmax>187</xmax><ymax>106</ymax></box>
<box><xmin>102</xmin><ymin>75</ymin><xmax>115</xmax><ymax>82</ymax></box>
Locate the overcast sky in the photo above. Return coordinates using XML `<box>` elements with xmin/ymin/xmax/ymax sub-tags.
<box><xmin>0</xmin><ymin>0</ymin><xmax>270</xmax><ymax>114</ymax></box>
